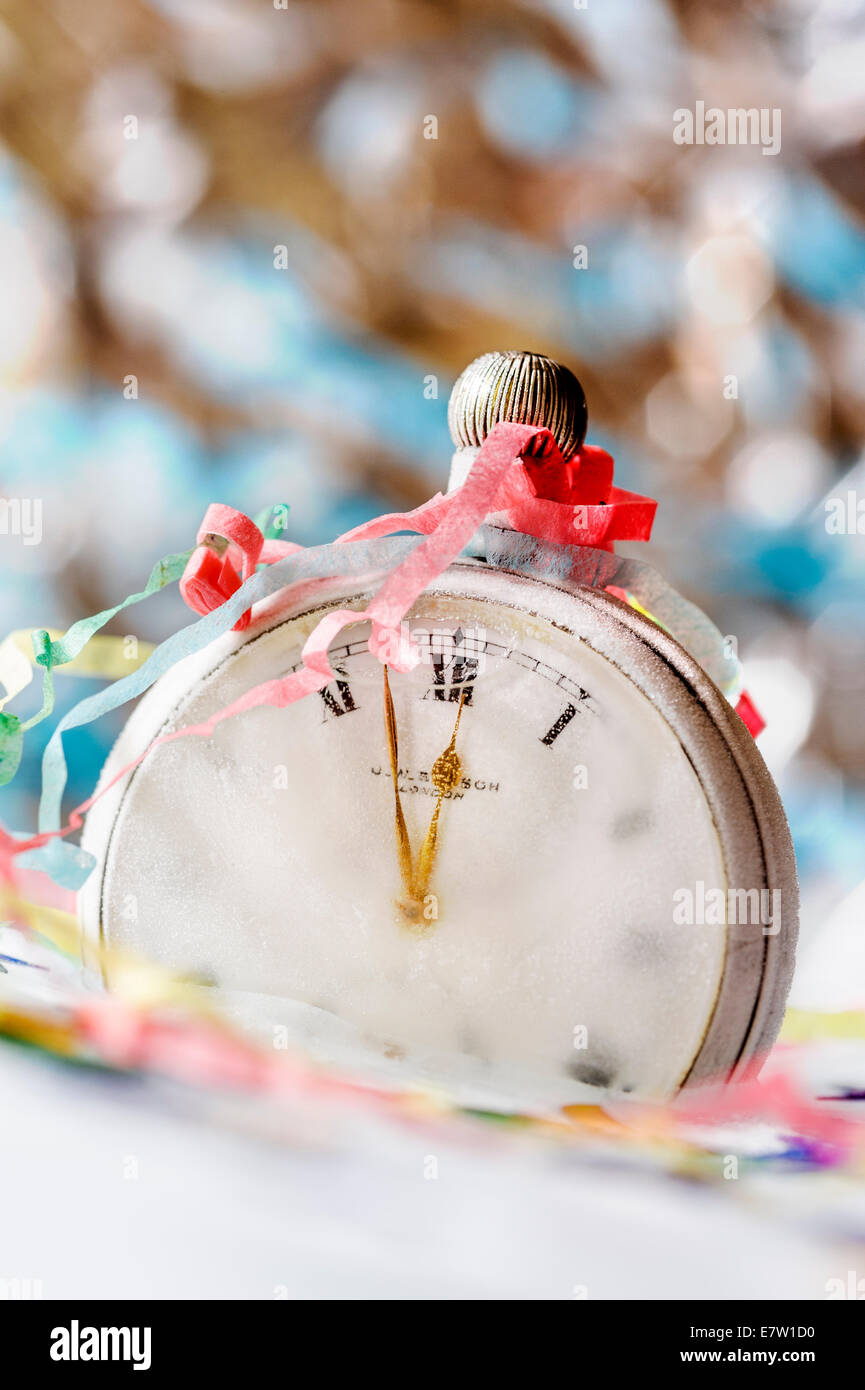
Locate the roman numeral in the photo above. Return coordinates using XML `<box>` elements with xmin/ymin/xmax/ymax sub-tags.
<box><xmin>426</xmin><ymin>654</ymin><xmax>476</xmax><ymax>703</ymax></box>
<box><xmin>424</xmin><ymin>629</ymin><xmax>477</xmax><ymax>703</ymax></box>
<box><xmin>319</xmin><ymin>678</ymin><xmax>357</xmax><ymax>720</ymax></box>
<box><xmin>540</xmin><ymin>703</ymin><xmax>578</xmax><ymax>745</ymax></box>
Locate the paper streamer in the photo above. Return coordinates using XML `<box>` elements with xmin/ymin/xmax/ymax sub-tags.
<box><xmin>0</xmin><ymin>553</ymin><xmax>188</xmax><ymax>790</ymax></box>
<box><xmin>606</xmin><ymin>584</ymin><xmax>762</xmax><ymax>732</ymax></box>
<box><xmin>0</xmin><ymin>629</ymin><xmax>156</xmax><ymax>735</ymax></box>
<box><xmin>476</xmin><ymin>526</ymin><xmax>745</xmax><ymax>702</ymax></box>
<box><xmin>780</xmin><ymin>1008</ymin><xmax>865</xmax><ymax>1044</ymax></box>
<box><xmin>180</xmin><ymin>502</ymin><xmax>303</xmax><ymax>633</ymax></box>
<box><xmin>674</xmin><ymin>1069</ymin><xmax>861</xmax><ymax>1158</ymax></box>
<box><xmin>0</xmin><ymin>713</ymin><xmax>22</xmax><ymax>788</ymax></box>
<box><xmin>0</xmin><ymin>632</ymin><xmax>35</xmax><ymax>711</ymax></box>
<box><xmin>335</xmin><ymin>441</ymin><xmax>656</xmax><ymax>554</ymax></box>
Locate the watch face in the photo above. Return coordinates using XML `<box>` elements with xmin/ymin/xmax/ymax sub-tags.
<box><xmin>80</xmin><ymin>564</ymin><xmax>796</xmax><ymax>1105</ymax></box>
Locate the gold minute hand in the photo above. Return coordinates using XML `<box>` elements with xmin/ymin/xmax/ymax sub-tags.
<box><xmin>411</xmin><ymin>688</ymin><xmax>468</xmax><ymax>906</ymax></box>
<box><xmin>383</xmin><ymin>665</ymin><xmax>415</xmax><ymax>899</ymax></box>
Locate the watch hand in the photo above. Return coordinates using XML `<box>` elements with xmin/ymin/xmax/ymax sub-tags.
<box><xmin>412</xmin><ymin>688</ymin><xmax>467</xmax><ymax>906</ymax></box>
<box><xmin>382</xmin><ymin>665</ymin><xmax>415</xmax><ymax>900</ymax></box>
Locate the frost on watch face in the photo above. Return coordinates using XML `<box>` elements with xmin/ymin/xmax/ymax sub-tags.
<box><xmin>85</xmin><ymin>583</ymin><xmax>727</xmax><ymax>1106</ymax></box>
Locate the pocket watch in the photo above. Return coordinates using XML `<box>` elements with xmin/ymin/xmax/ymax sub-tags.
<box><xmin>79</xmin><ymin>351</ymin><xmax>798</xmax><ymax>1105</ymax></box>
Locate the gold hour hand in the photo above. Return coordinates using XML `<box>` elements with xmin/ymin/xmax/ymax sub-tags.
<box><xmin>411</xmin><ymin>689</ymin><xmax>467</xmax><ymax>907</ymax></box>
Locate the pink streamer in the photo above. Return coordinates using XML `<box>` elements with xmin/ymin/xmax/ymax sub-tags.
<box><xmin>335</xmin><ymin>440</ymin><xmax>656</xmax><ymax>554</ymax></box>
<box><xmin>180</xmin><ymin>503</ymin><xmax>303</xmax><ymax>632</ymax></box>
<box><xmin>676</xmin><ymin>1069</ymin><xmax>860</xmax><ymax>1158</ymax></box>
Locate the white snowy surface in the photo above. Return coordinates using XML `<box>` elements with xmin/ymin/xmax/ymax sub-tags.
<box><xmin>0</xmin><ymin>1044</ymin><xmax>855</xmax><ymax>1301</ymax></box>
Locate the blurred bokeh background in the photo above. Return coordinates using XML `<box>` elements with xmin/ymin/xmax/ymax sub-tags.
<box><xmin>0</xmin><ymin>0</ymin><xmax>863</xmax><ymax>990</ymax></box>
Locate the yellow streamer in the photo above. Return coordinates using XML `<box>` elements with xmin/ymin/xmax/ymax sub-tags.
<box><xmin>779</xmin><ymin>1007</ymin><xmax>865</xmax><ymax>1044</ymax></box>
<box><xmin>0</xmin><ymin>889</ymin><xmax>216</xmax><ymax>1016</ymax></box>
<box><xmin>0</xmin><ymin>629</ymin><xmax>154</xmax><ymax>711</ymax></box>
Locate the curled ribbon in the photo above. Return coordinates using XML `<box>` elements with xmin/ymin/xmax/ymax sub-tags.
<box><xmin>180</xmin><ymin>502</ymin><xmax>303</xmax><ymax>631</ymax></box>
